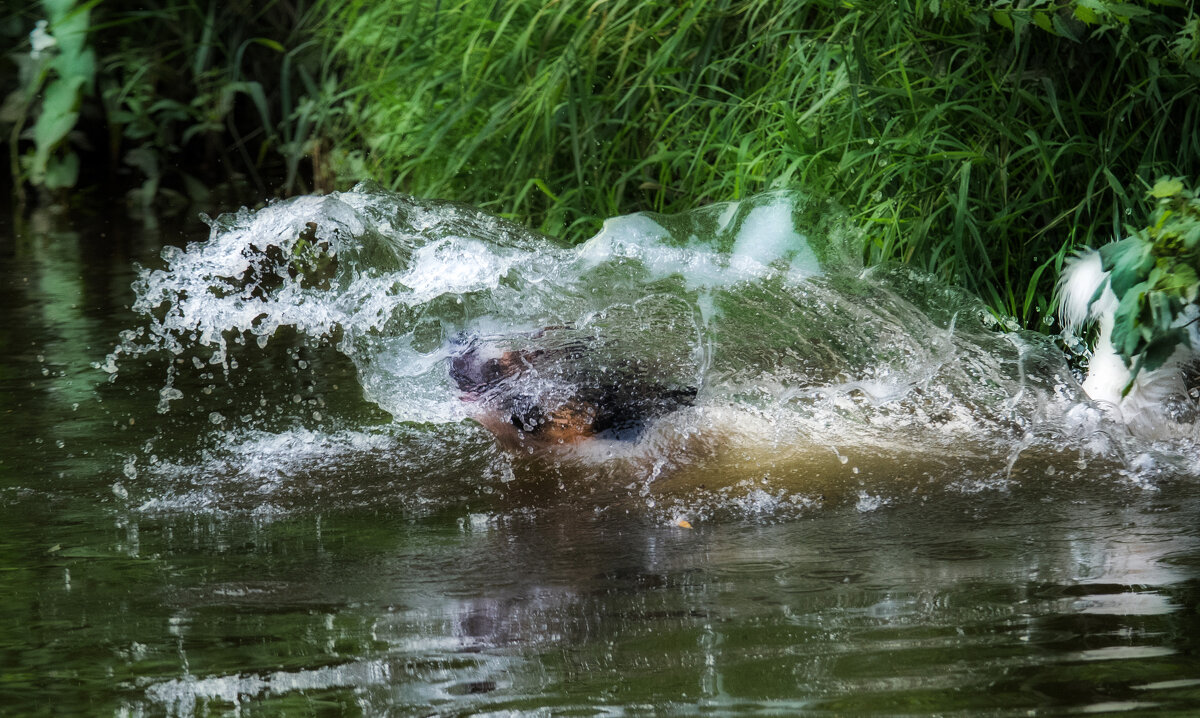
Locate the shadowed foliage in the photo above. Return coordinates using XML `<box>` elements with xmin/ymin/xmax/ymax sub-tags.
<box><xmin>4</xmin><ymin>0</ymin><xmax>1199</xmax><ymax>328</ymax></box>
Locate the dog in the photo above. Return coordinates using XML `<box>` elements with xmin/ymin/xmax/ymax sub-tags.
<box><xmin>1058</xmin><ymin>249</ymin><xmax>1200</xmax><ymax>436</ymax></box>
<box><xmin>447</xmin><ymin>330</ymin><xmax>697</xmax><ymax>451</ymax></box>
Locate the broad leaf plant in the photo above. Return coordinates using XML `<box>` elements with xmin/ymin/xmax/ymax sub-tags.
<box><xmin>1098</xmin><ymin>178</ymin><xmax>1200</xmax><ymax>393</ymax></box>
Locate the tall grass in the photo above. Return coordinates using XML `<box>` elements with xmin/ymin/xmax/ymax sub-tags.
<box><xmin>315</xmin><ymin>0</ymin><xmax>1200</xmax><ymax>327</ymax></box>
<box><xmin>6</xmin><ymin>1</ymin><xmax>1197</xmax><ymax>327</ymax></box>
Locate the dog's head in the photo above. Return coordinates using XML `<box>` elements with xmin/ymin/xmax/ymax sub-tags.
<box><xmin>448</xmin><ymin>330</ymin><xmax>696</xmax><ymax>448</ymax></box>
<box><xmin>448</xmin><ymin>338</ymin><xmax>538</xmax><ymax>400</ymax></box>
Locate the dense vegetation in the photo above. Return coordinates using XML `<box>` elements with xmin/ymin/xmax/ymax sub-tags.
<box><xmin>3</xmin><ymin>0</ymin><xmax>1199</xmax><ymax>329</ymax></box>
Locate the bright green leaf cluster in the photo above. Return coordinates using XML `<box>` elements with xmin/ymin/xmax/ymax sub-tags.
<box><xmin>1100</xmin><ymin>177</ymin><xmax>1200</xmax><ymax>389</ymax></box>
<box><xmin>24</xmin><ymin>0</ymin><xmax>98</xmax><ymax>191</ymax></box>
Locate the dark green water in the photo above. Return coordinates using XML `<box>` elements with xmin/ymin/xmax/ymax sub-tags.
<box><xmin>3</xmin><ymin>205</ymin><xmax>1200</xmax><ymax>716</ymax></box>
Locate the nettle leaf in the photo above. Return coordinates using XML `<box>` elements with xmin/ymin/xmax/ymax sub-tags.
<box><xmin>1108</xmin><ymin>3</ymin><xmax>1155</xmax><ymax>20</ymax></box>
<box><xmin>1052</xmin><ymin>13</ymin><xmax>1082</xmax><ymax>42</ymax></box>
<box><xmin>1182</xmin><ymin>224</ymin><xmax>1200</xmax><ymax>251</ymax></box>
<box><xmin>1111</xmin><ymin>282</ymin><xmax>1150</xmax><ymax>363</ymax></box>
<box><xmin>1100</xmin><ymin>238</ymin><xmax>1155</xmax><ymax>296</ymax></box>
<box><xmin>1153</xmin><ymin>262</ymin><xmax>1198</xmax><ymax>297</ymax></box>
<box><xmin>33</xmin><ymin>76</ymin><xmax>87</xmax><ymax>151</ymax></box>
<box><xmin>1151</xmin><ymin>177</ymin><xmax>1185</xmax><ymax>198</ymax></box>
<box><xmin>1090</xmin><ymin>178</ymin><xmax>1200</xmax><ymax>379</ymax></box>
<box><xmin>1147</xmin><ymin>290</ymin><xmax>1178</xmax><ymax>334</ymax></box>
<box><xmin>1033</xmin><ymin>11</ymin><xmax>1055</xmax><ymax>34</ymax></box>
<box><xmin>1073</xmin><ymin>5</ymin><xmax>1100</xmax><ymax>24</ymax></box>
<box><xmin>1123</xmin><ymin>332</ymin><xmax>1185</xmax><ymax>397</ymax></box>
<box><xmin>1141</xmin><ymin>331</ymin><xmax>1185</xmax><ymax>374</ymax></box>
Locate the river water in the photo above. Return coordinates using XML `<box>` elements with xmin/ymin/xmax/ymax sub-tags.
<box><xmin>2</xmin><ymin>188</ymin><xmax>1200</xmax><ymax>715</ymax></box>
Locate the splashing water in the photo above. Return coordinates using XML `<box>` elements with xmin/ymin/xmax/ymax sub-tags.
<box><xmin>105</xmin><ymin>183</ymin><xmax>1198</xmax><ymax>517</ymax></box>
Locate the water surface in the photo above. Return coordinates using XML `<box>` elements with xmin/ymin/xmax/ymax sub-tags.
<box><xmin>2</xmin><ymin>192</ymin><xmax>1200</xmax><ymax>715</ymax></box>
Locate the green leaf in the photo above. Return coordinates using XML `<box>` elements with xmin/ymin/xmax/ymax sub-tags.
<box><xmin>221</xmin><ymin>81</ymin><xmax>273</xmax><ymax>138</ymax></box>
<box><xmin>1154</xmin><ymin>262</ymin><xmax>1197</xmax><ymax>294</ymax></box>
<box><xmin>42</xmin><ymin>0</ymin><xmax>77</xmax><ymax>18</ymax></box>
<box><xmin>1033</xmin><ymin>11</ymin><xmax>1055</xmax><ymax>34</ymax></box>
<box><xmin>251</xmin><ymin>38</ymin><xmax>286</xmax><ymax>53</ymax></box>
<box><xmin>1150</xmin><ymin>177</ymin><xmax>1185</xmax><ymax>198</ymax></box>
<box><xmin>1099</xmin><ymin>238</ymin><xmax>1154</xmax><ymax>296</ymax></box>
<box><xmin>1073</xmin><ymin>5</ymin><xmax>1100</xmax><ymax>24</ymax></box>
<box><xmin>1182</xmin><ymin>224</ymin><xmax>1200</xmax><ymax>251</ymax></box>
<box><xmin>532</xmin><ymin>178</ymin><xmax>560</xmax><ymax>203</ymax></box>
<box><xmin>1111</xmin><ymin>282</ymin><xmax>1148</xmax><ymax>362</ymax></box>
<box><xmin>32</xmin><ymin>76</ymin><xmax>86</xmax><ymax>152</ymax></box>
<box><xmin>1140</xmin><ymin>332</ymin><xmax>1184</xmax><ymax>374</ymax></box>
<box><xmin>1108</xmin><ymin>3</ymin><xmax>1156</xmax><ymax>19</ymax></box>
<box><xmin>48</xmin><ymin>3</ymin><xmax>96</xmax><ymax>61</ymax></box>
<box><xmin>43</xmin><ymin>152</ymin><xmax>80</xmax><ymax>189</ymax></box>
<box><xmin>1147</xmin><ymin>291</ymin><xmax>1177</xmax><ymax>333</ymax></box>
<box><xmin>1052</xmin><ymin>14</ymin><xmax>1082</xmax><ymax>42</ymax></box>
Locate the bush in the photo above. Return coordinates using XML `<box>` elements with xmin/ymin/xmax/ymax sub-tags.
<box><xmin>5</xmin><ymin>1</ymin><xmax>1199</xmax><ymax>330</ymax></box>
<box><xmin>316</xmin><ymin>0</ymin><xmax>1200</xmax><ymax>326</ymax></box>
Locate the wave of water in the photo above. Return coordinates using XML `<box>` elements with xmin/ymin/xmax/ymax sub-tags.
<box><xmin>106</xmin><ymin>183</ymin><xmax>1199</xmax><ymax>518</ymax></box>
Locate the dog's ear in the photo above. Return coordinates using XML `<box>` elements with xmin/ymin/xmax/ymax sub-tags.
<box><xmin>486</xmin><ymin>351</ymin><xmax>524</xmax><ymax>384</ymax></box>
<box><xmin>449</xmin><ymin>343</ymin><xmax>533</xmax><ymax>394</ymax></box>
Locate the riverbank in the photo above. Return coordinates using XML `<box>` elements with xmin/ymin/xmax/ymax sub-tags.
<box><xmin>4</xmin><ymin>1</ymin><xmax>1199</xmax><ymax>328</ymax></box>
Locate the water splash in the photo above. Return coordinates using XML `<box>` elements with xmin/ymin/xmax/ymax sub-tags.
<box><xmin>107</xmin><ymin>183</ymin><xmax>1198</xmax><ymax>516</ymax></box>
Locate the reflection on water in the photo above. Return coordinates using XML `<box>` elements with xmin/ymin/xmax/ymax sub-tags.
<box><xmin>2</xmin><ymin>198</ymin><xmax>1200</xmax><ymax>715</ymax></box>
<box><xmin>60</xmin><ymin>498</ymin><xmax>1200</xmax><ymax>715</ymax></box>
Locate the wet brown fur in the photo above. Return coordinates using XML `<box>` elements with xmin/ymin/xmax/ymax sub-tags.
<box><xmin>449</xmin><ymin>336</ymin><xmax>695</xmax><ymax>449</ymax></box>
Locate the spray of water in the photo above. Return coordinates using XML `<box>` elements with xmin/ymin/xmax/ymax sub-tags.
<box><xmin>105</xmin><ymin>183</ymin><xmax>1199</xmax><ymax>518</ymax></box>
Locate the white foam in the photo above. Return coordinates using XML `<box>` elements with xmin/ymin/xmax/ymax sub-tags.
<box><xmin>730</xmin><ymin>200</ymin><xmax>818</xmax><ymax>281</ymax></box>
<box><xmin>578</xmin><ymin>195</ymin><xmax>823</xmax><ymax>290</ymax></box>
<box><xmin>399</xmin><ymin>236</ymin><xmax>516</xmax><ymax>302</ymax></box>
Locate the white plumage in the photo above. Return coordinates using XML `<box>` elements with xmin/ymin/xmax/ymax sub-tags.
<box><xmin>1058</xmin><ymin>248</ymin><xmax>1199</xmax><ymax>438</ymax></box>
